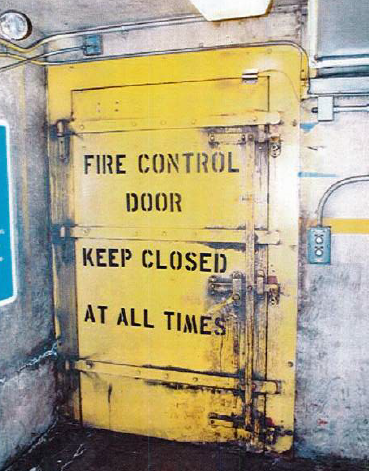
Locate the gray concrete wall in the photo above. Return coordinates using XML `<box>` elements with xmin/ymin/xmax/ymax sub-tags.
<box><xmin>0</xmin><ymin>65</ymin><xmax>56</xmax><ymax>470</ymax></box>
<box><xmin>295</xmin><ymin>100</ymin><xmax>369</xmax><ymax>460</ymax></box>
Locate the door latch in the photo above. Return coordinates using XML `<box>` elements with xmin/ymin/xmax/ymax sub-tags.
<box><xmin>256</xmin><ymin>270</ymin><xmax>280</xmax><ymax>306</ymax></box>
<box><xmin>208</xmin><ymin>412</ymin><xmax>245</xmax><ymax>428</ymax></box>
<box><xmin>208</xmin><ymin>272</ymin><xmax>243</xmax><ymax>306</ymax></box>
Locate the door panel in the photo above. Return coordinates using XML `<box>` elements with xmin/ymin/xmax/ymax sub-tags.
<box><xmin>76</xmin><ymin>238</ymin><xmax>246</xmax><ymax>373</ymax></box>
<box><xmin>72</xmin><ymin>128</ymin><xmax>253</xmax><ymax>229</ymax></box>
<box><xmin>80</xmin><ymin>374</ymin><xmax>246</xmax><ymax>442</ymax></box>
<box><xmin>72</xmin><ymin>78</ymin><xmax>269</xmax><ymax>127</ymax></box>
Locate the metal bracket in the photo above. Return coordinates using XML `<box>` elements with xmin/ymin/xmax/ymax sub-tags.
<box><xmin>208</xmin><ymin>413</ymin><xmax>245</xmax><ymax>428</ymax></box>
<box><xmin>82</xmin><ymin>34</ymin><xmax>103</xmax><ymax>56</ymax></box>
<box><xmin>255</xmin><ymin>230</ymin><xmax>280</xmax><ymax>245</ymax></box>
<box><xmin>256</xmin><ymin>270</ymin><xmax>280</xmax><ymax>306</ymax></box>
<box><xmin>208</xmin><ymin>272</ymin><xmax>243</xmax><ymax>306</ymax></box>
<box><xmin>316</xmin><ymin>96</ymin><xmax>334</xmax><ymax>122</ymax></box>
<box><xmin>51</xmin><ymin>225</ymin><xmax>75</xmax><ymax>246</ymax></box>
<box><xmin>242</xmin><ymin>68</ymin><xmax>259</xmax><ymax>83</ymax></box>
<box><xmin>52</xmin><ymin>120</ymin><xmax>71</xmax><ymax>162</ymax></box>
<box><xmin>252</xmin><ymin>379</ymin><xmax>281</xmax><ymax>395</ymax></box>
<box><xmin>257</xmin><ymin>124</ymin><xmax>267</xmax><ymax>143</ymax></box>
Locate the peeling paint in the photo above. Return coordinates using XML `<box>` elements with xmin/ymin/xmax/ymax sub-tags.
<box><xmin>300</xmin><ymin>123</ymin><xmax>318</xmax><ymax>132</ymax></box>
<box><xmin>298</xmin><ymin>172</ymin><xmax>338</xmax><ymax>178</ymax></box>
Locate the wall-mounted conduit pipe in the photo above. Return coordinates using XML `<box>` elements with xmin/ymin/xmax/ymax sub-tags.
<box><xmin>0</xmin><ymin>13</ymin><xmax>309</xmax><ymax>72</ymax></box>
<box><xmin>0</xmin><ymin>47</ymin><xmax>82</xmax><ymax>71</ymax></box>
<box><xmin>308</xmin><ymin>175</ymin><xmax>369</xmax><ymax>265</ymax></box>
<box><xmin>317</xmin><ymin>175</ymin><xmax>369</xmax><ymax>226</ymax></box>
<box><xmin>0</xmin><ymin>15</ymin><xmax>205</xmax><ymax>54</ymax></box>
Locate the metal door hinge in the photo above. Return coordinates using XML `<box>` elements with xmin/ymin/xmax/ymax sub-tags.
<box><xmin>51</xmin><ymin>224</ymin><xmax>70</xmax><ymax>243</ymax></box>
<box><xmin>208</xmin><ymin>272</ymin><xmax>243</xmax><ymax>306</ymax></box>
<box><xmin>52</xmin><ymin>120</ymin><xmax>71</xmax><ymax>162</ymax></box>
<box><xmin>262</xmin><ymin>423</ymin><xmax>293</xmax><ymax>445</ymax></box>
<box><xmin>256</xmin><ymin>270</ymin><xmax>280</xmax><ymax>306</ymax></box>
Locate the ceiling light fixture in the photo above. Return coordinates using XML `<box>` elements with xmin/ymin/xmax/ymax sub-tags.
<box><xmin>189</xmin><ymin>0</ymin><xmax>272</xmax><ymax>21</ymax></box>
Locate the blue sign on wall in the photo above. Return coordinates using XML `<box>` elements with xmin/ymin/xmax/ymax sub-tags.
<box><xmin>0</xmin><ymin>123</ymin><xmax>16</xmax><ymax>306</ymax></box>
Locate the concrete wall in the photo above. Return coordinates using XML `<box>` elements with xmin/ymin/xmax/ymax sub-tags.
<box><xmin>0</xmin><ymin>65</ymin><xmax>56</xmax><ymax>469</ymax></box>
<box><xmin>295</xmin><ymin>99</ymin><xmax>369</xmax><ymax>460</ymax></box>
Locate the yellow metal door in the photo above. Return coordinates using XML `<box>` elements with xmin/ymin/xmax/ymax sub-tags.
<box><xmin>48</xmin><ymin>46</ymin><xmax>307</xmax><ymax>452</ymax></box>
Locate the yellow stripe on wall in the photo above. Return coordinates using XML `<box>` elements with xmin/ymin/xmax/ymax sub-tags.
<box><xmin>323</xmin><ymin>218</ymin><xmax>369</xmax><ymax>234</ymax></box>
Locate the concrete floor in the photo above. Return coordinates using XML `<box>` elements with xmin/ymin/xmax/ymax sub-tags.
<box><xmin>6</xmin><ymin>420</ymin><xmax>369</xmax><ymax>471</ymax></box>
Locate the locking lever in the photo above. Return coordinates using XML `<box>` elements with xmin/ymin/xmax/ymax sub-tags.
<box><xmin>208</xmin><ymin>272</ymin><xmax>243</xmax><ymax>306</ymax></box>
